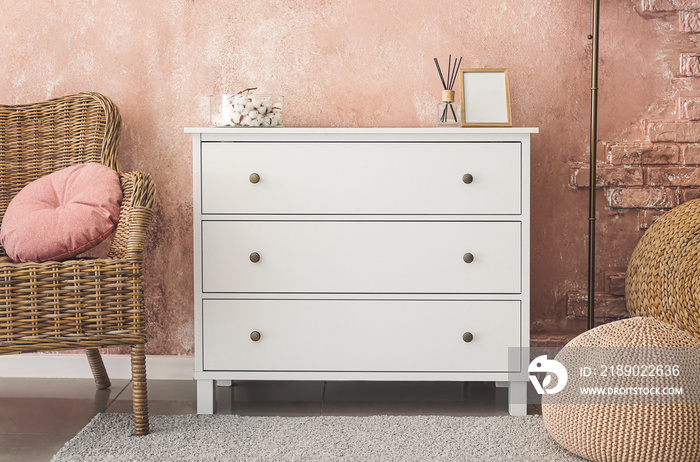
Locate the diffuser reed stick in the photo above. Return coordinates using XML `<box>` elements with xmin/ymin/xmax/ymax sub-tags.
<box><xmin>434</xmin><ymin>56</ymin><xmax>462</xmax><ymax>123</ymax></box>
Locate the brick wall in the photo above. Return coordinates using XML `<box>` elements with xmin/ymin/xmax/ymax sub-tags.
<box><xmin>642</xmin><ymin>0</ymin><xmax>700</xmax><ymax>12</ymax></box>
<box><xmin>561</xmin><ymin>0</ymin><xmax>700</xmax><ymax>329</ymax></box>
<box><xmin>569</xmin><ymin>121</ymin><xmax>700</xmax><ymax>223</ymax></box>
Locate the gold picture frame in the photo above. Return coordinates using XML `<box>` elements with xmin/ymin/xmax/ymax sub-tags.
<box><xmin>459</xmin><ymin>68</ymin><xmax>512</xmax><ymax>127</ymax></box>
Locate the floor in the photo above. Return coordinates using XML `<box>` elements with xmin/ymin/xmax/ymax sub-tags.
<box><xmin>0</xmin><ymin>378</ymin><xmax>541</xmax><ymax>462</ymax></box>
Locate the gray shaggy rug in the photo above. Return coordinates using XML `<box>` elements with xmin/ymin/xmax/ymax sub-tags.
<box><xmin>51</xmin><ymin>413</ymin><xmax>583</xmax><ymax>461</ymax></box>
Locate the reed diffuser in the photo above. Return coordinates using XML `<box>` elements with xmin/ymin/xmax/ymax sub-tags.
<box><xmin>434</xmin><ymin>55</ymin><xmax>462</xmax><ymax>127</ymax></box>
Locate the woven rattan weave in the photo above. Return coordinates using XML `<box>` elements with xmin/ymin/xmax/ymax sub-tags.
<box><xmin>541</xmin><ymin>317</ymin><xmax>700</xmax><ymax>462</ymax></box>
<box><xmin>626</xmin><ymin>199</ymin><xmax>700</xmax><ymax>340</ymax></box>
<box><xmin>0</xmin><ymin>92</ymin><xmax>155</xmax><ymax>436</ymax></box>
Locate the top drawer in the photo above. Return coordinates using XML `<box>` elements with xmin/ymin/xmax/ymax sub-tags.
<box><xmin>200</xmin><ymin>142</ymin><xmax>521</xmax><ymax>215</ymax></box>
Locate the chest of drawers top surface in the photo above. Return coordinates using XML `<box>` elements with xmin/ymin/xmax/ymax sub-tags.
<box><xmin>187</xmin><ymin>127</ymin><xmax>537</xmax><ymax>149</ymax></box>
<box><xmin>186</xmin><ymin>127</ymin><xmax>538</xmax><ymax>134</ymax></box>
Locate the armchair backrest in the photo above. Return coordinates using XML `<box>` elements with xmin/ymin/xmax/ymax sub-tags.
<box><xmin>0</xmin><ymin>92</ymin><xmax>122</xmax><ymax>222</ymax></box>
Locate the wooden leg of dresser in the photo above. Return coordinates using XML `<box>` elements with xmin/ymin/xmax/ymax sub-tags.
<box><xmin>197</xmin><ymin>380</ymin><xmax>216</xmax><ymax>414</ymax></box>
<box><xmin>508</xmin><ymin>381</ymin><xmax>527</xmax><ymax>416</ymax></box>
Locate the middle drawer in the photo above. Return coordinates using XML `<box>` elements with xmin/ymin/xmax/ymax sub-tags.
<box><xmin>201</xmin><ymin>221</ymin><xmax>521</xmax><ymax>294</ymax></box>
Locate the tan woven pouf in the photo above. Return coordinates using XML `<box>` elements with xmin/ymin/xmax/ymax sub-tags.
<box><xmin>626</xmin><ymin>198</ymin><xmax>700</xmax><ymax>340</ymax></box>
<box><xmin>541</xmin><ymin>317</ymin><xmax>700</xmax><ymax>462</ymax></box>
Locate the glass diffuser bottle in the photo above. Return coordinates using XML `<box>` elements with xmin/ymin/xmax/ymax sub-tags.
<box><xmin>437</xmin><ymin>89</ymin><xmax>460</xmax><ymax>127</ymax></box>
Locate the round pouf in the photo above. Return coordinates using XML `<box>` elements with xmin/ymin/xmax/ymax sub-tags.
<box><xmin>626</xmin><ymin>198</ymin><xmax>700</xmax><ymax>340</ymax></box>
<box><xmin>541</xmin><ymin>317</ymin><xmax>700</xmax><ymax>462</ymax></box>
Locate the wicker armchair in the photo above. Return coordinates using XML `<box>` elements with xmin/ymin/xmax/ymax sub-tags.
<box><xmin>0</xmin><ymin>92</ymin><xmax>155</xmax><ymax>436</ymax></box>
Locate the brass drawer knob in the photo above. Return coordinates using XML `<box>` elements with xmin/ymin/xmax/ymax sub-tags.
<box><xmin>249</xmin><ymin>252</ymin><xmax>261</xmax><ymax>263</ymax></box>
<box><xmin>463</xmin><ymin>173</ymin><xmax>474</xmax><ymax>184</ymax></box>
<box><xmin>463</xmin><ymin>332</ymin><xmax>474</xmax><ymax>343</ymax></box>
<box><xmin>249</xmin><ymin>173</ymin><xmax>260</xmax><ymax>184</ymax></box>
<box><xmin>250</xmin><ymin>331</ymin><xmax>261</xmax><ymax>341</ymax></box>
<box><xmin>463</xmin><ymin>253</ymin><xmax>474</xmax><ymax>263</ymax></box>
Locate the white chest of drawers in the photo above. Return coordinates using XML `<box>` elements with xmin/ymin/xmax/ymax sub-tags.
<box><xmin>186</xmin><ymin>127</ymin><xmax>537</xmax><ymax>415</ymax></box>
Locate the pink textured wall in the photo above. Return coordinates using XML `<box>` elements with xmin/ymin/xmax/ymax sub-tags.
<box><xmin>0</xmin><ymin>1</ymin><xmax>692</xmax><ymax>352</ymax></box>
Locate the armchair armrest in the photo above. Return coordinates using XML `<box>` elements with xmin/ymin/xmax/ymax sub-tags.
<box><xmin>111</xmin><ymin>171</ymin><xmax>156</xmax><ymax>263</ymax></box>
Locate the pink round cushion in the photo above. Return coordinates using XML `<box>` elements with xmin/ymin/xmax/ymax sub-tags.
<box><xmin>0</xmin><ymin>163</ymin><xmax>122</xmax><ymax>262</ymax></box>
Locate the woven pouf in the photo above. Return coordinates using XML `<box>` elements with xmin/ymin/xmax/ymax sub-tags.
<box><xmin>541</xmin><ymin>317</ymin><xmax>700</xmax><ymax>462</ymax></box>
<box><xmin>626</xmin><ymin>198</ymin><xmax>700</xmax><ymax>340</ymax></box>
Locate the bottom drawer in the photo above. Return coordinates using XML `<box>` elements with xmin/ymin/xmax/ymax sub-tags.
<box><xmin>202</xmin><ymin>300</ymin><xmax>521</xmax><ymax>372</ymax></box>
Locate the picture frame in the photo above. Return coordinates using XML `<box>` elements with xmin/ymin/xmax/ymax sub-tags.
<box><xmin>459</xmin><ymin>68</ymin><xmax>512</xmax><ymax>127</ymax></box>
